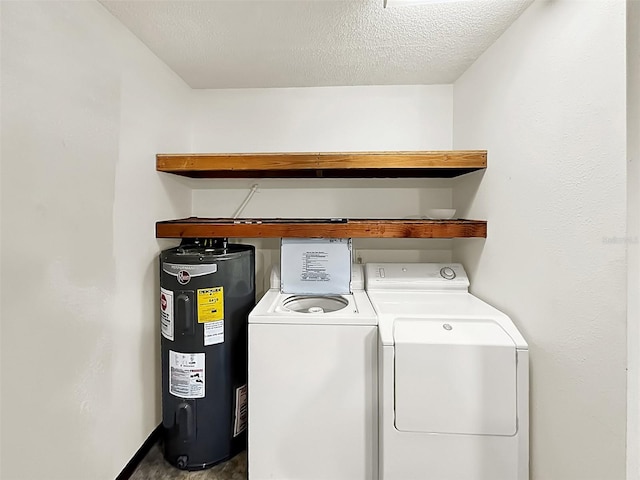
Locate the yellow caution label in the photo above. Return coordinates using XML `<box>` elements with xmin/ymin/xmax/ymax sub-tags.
<box><xmin>197</xmin><ymin>287</ymin><xmax>224</xmax><ymax>323</ymax></box>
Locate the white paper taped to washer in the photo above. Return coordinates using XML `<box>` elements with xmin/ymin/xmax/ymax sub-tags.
<box><xmin>280</xmin><ymin>238</ymin><xmax>352</xmax><ymax>295</ymax></box>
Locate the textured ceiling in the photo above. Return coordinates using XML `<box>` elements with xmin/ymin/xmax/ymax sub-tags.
<box><xmin>99</xmin><ymin>0</ymin><xmax>532</xmax><ymax>89</ymax></box>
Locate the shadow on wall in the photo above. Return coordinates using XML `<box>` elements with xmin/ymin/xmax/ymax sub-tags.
<box><xmin>452</xmin><ymin>239</ymin><xmax>486</xmax><ymax>278</ymax></box>
<box><xmin>147</xmin><ymin>251</ymin><xmax>165</xmax><ymax>423</ymax></box>
<box><xmin>453</xmin><ymin>169</ymin><xmax>485</xmax><ymax>218</ymax></box>
<box><xmin>452</xmin><ymin>169</ymin><xmax>486</xmax><ymax>274</ymax></box>
<box><xmin>158</xmin><ymin>173</ymin><xmax>197</xmax><ymax>217</ymax></box>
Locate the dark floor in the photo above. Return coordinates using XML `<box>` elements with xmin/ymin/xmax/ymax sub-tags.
<box><xmin>131</xmin><ymin>444</ymin><xmax>247</xmax><ymax>480</ymax></box>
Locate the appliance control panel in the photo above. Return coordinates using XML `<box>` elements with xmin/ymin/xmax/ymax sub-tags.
<box><xmin>364</xmin><ymin>263</ymin><xmax>470</xmax><ymax>291</ymax></box>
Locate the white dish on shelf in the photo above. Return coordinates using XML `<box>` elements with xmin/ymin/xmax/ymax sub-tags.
<box><xmin>426</xmin><ymin>209</ymin><xmax>456</xmax><ymax>220</ymax></box>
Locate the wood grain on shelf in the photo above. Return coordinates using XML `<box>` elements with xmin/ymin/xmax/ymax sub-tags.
<box><xmin>156</xmin><ymin>218</ymin><xmax>487</xmax><ymax>239</ymax></box>
<box><xmin>156</xmin><ymin>151</ymin><xmax>487</xmax><ymax>178</ymax></box>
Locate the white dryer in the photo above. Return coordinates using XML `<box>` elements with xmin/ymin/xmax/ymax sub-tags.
<box><xmin>248</xmin><ymin>264</ymin><xmax>378</xmax><ymax>480</ymax></box>
<box><xmin>365</xmin><ymin>263</ymin><xmax>529</xmax><ymax>480</ymax></box>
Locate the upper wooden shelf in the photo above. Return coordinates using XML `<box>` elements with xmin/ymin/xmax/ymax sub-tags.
<box><xmin>156</xmin><ymin>151</ymin><xmax>487</xmax><ymax>178</ymax></box>
<box><xmin>156</xmin><ymin>218</ymin><xmax>487</xmax><ymax>239</ymax></box>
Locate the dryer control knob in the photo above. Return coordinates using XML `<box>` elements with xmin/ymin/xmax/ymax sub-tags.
<box><xmin>440</xmin><ymin>267</ymin><xmax>456</xmax><ymax>280</ymax></box>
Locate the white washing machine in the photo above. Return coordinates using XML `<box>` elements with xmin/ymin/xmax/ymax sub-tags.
<box><xmin>365</xmin><ymin>263</ymin><xmax>529</xmax><ymax>480</ymax></box>
<box><xmin>248</xmin><ymin>264</ymin><xmax>378</xmax><ymax>480</ymax></box>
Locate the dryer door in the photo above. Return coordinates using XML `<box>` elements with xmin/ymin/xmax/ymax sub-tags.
<box><xmin>393</xmin><ymin>318</ymin><xmax>517</xmax><ymax>436</ymax></box>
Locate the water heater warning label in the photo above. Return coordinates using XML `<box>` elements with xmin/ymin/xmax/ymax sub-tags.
<box><xmin>169</xmin><ymin>351</ymin><xmax>205</xmax><ymax>399</ymax></box>
<box><xmin>233</xmin><ymin>384</ymin><xmax>248</xmax><ymax>437</ymax></box>
<box><xmin>204</xmin><ymin>321</ymin><xmax>224</xmax><ymax>346</ymax></box>
<box><xmin>160</xmin><ymin>288</ymin><xmax>174</xmax><ymax>341</ymax></box>
<box><xmin>197</xmin><ymin>287</ymin><xmax>224</xmax><ymax>323</ymax></box>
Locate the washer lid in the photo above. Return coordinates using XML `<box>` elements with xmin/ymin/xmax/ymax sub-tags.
<box><xmin>393</xmin><ymin>318</ymin><xmax>517</xmax><ymax>436</ymax></box>
<box><xmin>280</xmin><ymin>238</ymin><xmax>352</xmax><ymax>295</ymax></box>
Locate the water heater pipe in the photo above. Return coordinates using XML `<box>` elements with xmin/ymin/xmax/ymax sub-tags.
<box><xmin>233</xmin><ymin>184</ymin><xmax>259</xmax><ymax>218</ymax></box>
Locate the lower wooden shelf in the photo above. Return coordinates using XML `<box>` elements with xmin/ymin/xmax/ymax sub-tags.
<box><xmin>156</xmin><ymin>218</ymin><xmax>487</xmax><ymax>239</ymax></box>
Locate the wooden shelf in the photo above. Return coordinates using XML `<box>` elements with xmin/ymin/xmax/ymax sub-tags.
<box><xmin>156</xmin><ymin>151</ymin><xmax>487</xmax><ymax>178</ymax></box>
<box><xmin>155</xmin><ymin>150</ymin><xmax>488</xmax><ymax>240</ymax></box>
<box><xmin>156</xmin><ymin>218</ymin><xmax>487</xmax><ymax>239</ymax></box>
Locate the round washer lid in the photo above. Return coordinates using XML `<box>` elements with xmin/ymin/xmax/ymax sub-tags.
<box><xmin>282</xmin><ymin>295</ymin><xmax>348</xmax><ymax>314</ymax></box>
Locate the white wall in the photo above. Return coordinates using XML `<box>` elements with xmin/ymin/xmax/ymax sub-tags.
<box><xmin>1</xmin><ymin>3</ymin><xmax>631</xmax><ymax>479</ymax></box>
<box><xmin>190</xmin><ymin>85</ymin><xmax>453</xmax><ymax>153</ymax></box>
<box><xmin>627</xmin><ymin>0</ymin><xmax>640</xmax><ymax>478</ymax></box>
<box><xmin>190</xmin><ymin>86</ymin><xmax>456</xmax><ymax>291</ymax></box>
<box><xmin>0</xmin><ymin>2</ymin><xmax>4</xmax><ymax>475</ymax></box>
<box><xmin>452</xmin><ymin>1</ymin><xmax>627</xmax><ymax>479</ymax></box>
<box><xmin>0</xmin><ymin>2</ymin><xmax>191</xmax><ymax>479</ymax></box>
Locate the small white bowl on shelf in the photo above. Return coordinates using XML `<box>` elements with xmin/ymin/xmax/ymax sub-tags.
<box><xmin>426</xmin><ymin>209</ymin><xmax>456</xmax><ymax>220</ymax></box>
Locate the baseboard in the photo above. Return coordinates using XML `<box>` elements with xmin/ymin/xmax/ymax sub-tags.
<box><xmin>115</xmin><ymin>424</ymin><xmax>162</xmax><ymax>480</ymax></box>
